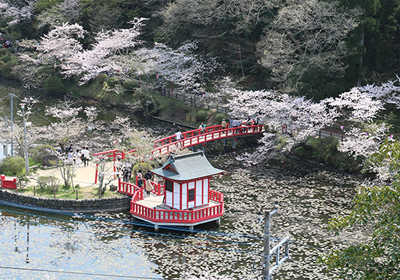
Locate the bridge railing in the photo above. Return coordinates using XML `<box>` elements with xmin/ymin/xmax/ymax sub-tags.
<box><xmin>118</xmin><ymin>181</ymin><xmax>143</xmax><ymax>199</ymax></box>
<box><xmin>153</xmin><ymin>124</ymin><xmax>229</xmax><ymax>148</ymax></box>
<box><xmin>151</xmin><ymin>124</ymin><xmax>263</xmax><ymax>157</ymax></box>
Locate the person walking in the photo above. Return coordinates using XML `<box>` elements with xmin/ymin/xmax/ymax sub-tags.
<box><xmin>81</xmin><ymin>147</ymin><xmax>90</xmax><ymax>166</ymax></box>
<box><xmin>137</xmin><ymin>170</ymin><xmax>143</xmax><ymax>188</ymax></box>
<box><xmin>67</xmin><ymin>150</ymin><xmax>74</xmax><ymax>164</ymax></box>
<box><xmin>75</xmin><ymin>149</ymin><xmax>82</xmax><ymax>165</ymax></box>
<box><xmin>144</xmin><ymin>171</ymin><xmax>153</xmax><ymax>195</ymax></box>
<box><xmin>221</xmin><ymin>119</ymin><xmax>227</xmax><ymax>130</ymax></box>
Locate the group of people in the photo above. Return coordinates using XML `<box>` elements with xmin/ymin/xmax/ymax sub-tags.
<box><xmin>3</xmin><ymin>40</ymin><xmax>13</xmax><ymax>48</ymax></box>
<box><xmin>65</xmin><ymin>145</ymin><xmax>91</xmax><ymax>166</ymax></box>
<box><xmin>136</xmin><ymin>170</ymin><xmax>154</xmax><ymax>195</ymax></box>
<box><xmin>115</xmin><ymin>158</ymin><xmax>132</xmax><ymax>182</ymax></box>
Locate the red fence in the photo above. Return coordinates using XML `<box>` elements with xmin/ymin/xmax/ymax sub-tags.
<box><xmin>94</xmin><ymin>123</ymin><xmax>263</xmax><ymax>182</ymax></box>
<box><xmin>129</xmin><ymin>189</ymin><xmax>224</xmax><ymax>224</ymax></box>
<box><xmin>151</xmin><ymin>124</ymin><xmax>263</xmax><ymax>157</ymax></box>
<box><xmin>0</xmin><ymin>175</ymin><xmax>17</xmax><ymax>189</ymax></box>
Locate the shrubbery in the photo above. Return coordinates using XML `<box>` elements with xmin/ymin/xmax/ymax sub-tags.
<box><xmin>163</xmin><ymin>99</ymin><xmax>189</xmax><ymax>119</ymax></box>
<box><xmin>107</xmin><ymin>77</ymin><xmax>120</xmax><ymax>88</ymax></box>
<box><xmin>30</xmin><ymin>145</ymin><xmax>55</xmax><ymax>166</ymax></box>
<box><xmin>0</xmin><ymin>55</ymin><xmax>12</xmax><ymax>63</ymax></box>
<box><xmin>123</xmin><ymin>79</ymin><xmax>139</xmax><ymax>92</ymax></box>
<box><xmin>43</xmin><ymin>75</ymin><xmax>65</xmax><ymax>94</ymax></box>
<box><xmin>292</xmin><ymin>136</ymin><xmax>361</xmax><ymax>172</ymax></box>
<box><xmin>97</xmin><ymin>73</ymin><xmax>108</xmax><ymax>83</ymax></box>
<box><xmin>195</xmin><ymin>110</ymin><xmax>207</xmax><ymax>122</ymax></box>
<box><xmin>0</xmin><ymin>60</ymin><xmax>17</xmax><ymax>79</ymax></box>
<box><xmin>37</xmin><ymin>175</ymin><xmax>59</xmax><ymax>193</ymax></box>
<box><xmin>215</xmin><ymin>113</ymin><xmax>226</xmax><ymax>124</ymax></box>
<box><xmin>0</xmin><ymin>156</ymin><xmax>25</xmax><ymax>175</ymax></box>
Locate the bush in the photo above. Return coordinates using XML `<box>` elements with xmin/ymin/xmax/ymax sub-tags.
<box><xmin>43</xmin><ymin>75</ymin><xmax>65</xmax><ymax>94</ymax></box>
<box><xmin>107</xmin><ymin>77</ymin><xmax>120</xmax><ymax>88</ymax></box>
<box><xmin>215</xmin><ymin>113</ymin><xmax>226</xmax><ymax>124</ymax></box>
<box><xmin>0</xmin><ymin>156</ymin><xmax>25</xmax><ymax>175</ymax></box>
<box><xmin>291</xmin><ymin>137</ymin><xmax>361</xmax><ymax>172</ymax></box>
<box><xmin>0</xmin><ymin>60</ymin><xmax>17</xmax><ymax>79</ymax></box>
<box><xmin>30</xmin><ymin>145</ymin><xmax>55</xmax><ymax>166</ymax></box>
<box><xmin>0</xmin><ymin>48</ymin><xmax>8</xmax><ymax>56</ymax></box>
<box><xmin>0</xmin><ymin>55</ymin><xmax>12</xmax><ymax>63</ymax></box>
<box><xmin>97</xmin><ymin>73</ymin><xmax>108</xmax><ymax>83</ymax></box>
<box><xmin>163</xmin><ymin>99</ymin><xmax>189</xmax><ymax>119</ymax></box>
<box><xmin>37</xmin><ymin>175</ymin><xmax>59</xmax><ymax>193</ymax></box>
<box><xmin>123</xmin><ymin>79</ymin><xmax>139</xmax><ymax>92</ymax></box>
<box><xmin>17</xmin><ymin>173</ymin><xmax>30</xmax><ymax>189</ymax></box>
<box><xmin>196</xmin><ymin>110</ymin><xmax>207</xmax><ymax>122</ymax></box>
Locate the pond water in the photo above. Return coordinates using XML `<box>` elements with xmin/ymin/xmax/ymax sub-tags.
<box><xmin>0</xmin><ymin>79</ymin><xmax>369</xmax><ymax>279</ymax></box>
<box><xmin>0</xmin><ymin>155</ymin><xmax>368</xmax><ymax>280</ymax></box>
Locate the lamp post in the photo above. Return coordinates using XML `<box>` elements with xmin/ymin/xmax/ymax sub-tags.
<box><xmin>20</xmin><ymin>103</ymin><xmax>29</xmax><ymax>174</ymax></box>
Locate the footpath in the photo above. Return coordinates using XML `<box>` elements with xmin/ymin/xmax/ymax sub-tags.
<box><xmin>4</xmin><ymin>162</ymin><xmax>120</xmax><ymax>197</ymax></box>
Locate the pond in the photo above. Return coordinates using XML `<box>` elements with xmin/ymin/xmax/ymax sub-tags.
<box><xmin>0</xmin><ymin>154</ymin><xmax>368</xmax><ymax>279</ymax></box>
<box><xmin>0</xmin><ymin>79</ymin><xmax>368</xmax><ymax>279</ymax></box>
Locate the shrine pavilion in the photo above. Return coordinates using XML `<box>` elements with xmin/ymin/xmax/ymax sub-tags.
<box><xmin>118</xmin><ymin>151</ymin><xmax>225</xmax><ymax>231</ymax></box>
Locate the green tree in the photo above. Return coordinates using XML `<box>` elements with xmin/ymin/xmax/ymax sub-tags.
<box><xmin>324</xmin><ymin>139</ymin><xmax>400</xmax><ymax>279</ymax></box>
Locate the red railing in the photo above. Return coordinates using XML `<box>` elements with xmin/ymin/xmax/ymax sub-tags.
<box><xmin>153</xmin><ymin>124</ymin><xmax>229</xmax><ymax>148</ymax></box>
<box><xmin>130</xmin><ymin>189</ymin><xmax>224</xmax><ymax>224</ymax></box>
<box><xmin>151</xmin><ymin>124</ymin><xmax>263</xmax><ymax>157</ymax></box>
<box><xmin>209</xmin><ymin>189</ymin><xmax>223</xmax><ymax>203</ymax></box>
<box><xmin>118</xmin><ymin>181</ymin><xmax>143</xmax><ymax>199</ymax></box>
<box><xmin>94</xmin><ymin>123</ymin><xmax>263</xmax><ymax>182</ymax></box>
<box><xmin>151</xmin><ymin>181</ymin><xmax>165</xmax><ymax>195</ymax></box>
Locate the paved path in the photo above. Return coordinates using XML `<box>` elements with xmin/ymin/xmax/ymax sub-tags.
<box><xmin>21</xmin><ymin>162</ymin><xmax>119</xmax><ymax>189</ymax></box>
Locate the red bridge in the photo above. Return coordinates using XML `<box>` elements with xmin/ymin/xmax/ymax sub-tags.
<box><xmin>93</xmin><ymin>123</ymin><xmax>263</xmax><ymax>181</ymax></box>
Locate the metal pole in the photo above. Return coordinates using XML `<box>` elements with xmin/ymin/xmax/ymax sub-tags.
<box><xmin>5</xmin><ymin>116</ymin><xmax>8</xmax><ymax>156</ymax></box>
<box><xmin>10</xmin><ymin>93</ymin><xmax>13</xmax><ymax>156</ymax></box>
<box><xmin>263</xmin><ymin>211</ymin><xmax>271</xmax><ymax>280</ymax></box>
<box><xmin>22</xmin><ymin>107</ymin><xmax>29</xmax><ymax>174</ymax></box>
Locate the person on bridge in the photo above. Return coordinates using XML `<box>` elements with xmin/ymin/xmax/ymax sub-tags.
<box><xmin>144</xmin><ymin>171</ymin><xmax>153</xmax><ymax>195</ymax></box>
<box><xmin>221</xmin><ymin>119</ymin><xmax>227</xmax><ymax>130</ymax></box>
<box><xmin>175</xmin><ymin>131</ymin><xmax>182</xmax><ymax>147</ymax></box>
<box><xmin>137</xmin><ymin>170</ymin><xmax>143</xmax><ymax>188</ymax></box>
<box><xmin>232</xmin><ymin>118</ymin><xmax>239</xmax><ymax>134</ymax></box>
<box><xmin>199</xmin><ymin>123</ymin><xmax>205</xmax><ymax>134</ymax></box>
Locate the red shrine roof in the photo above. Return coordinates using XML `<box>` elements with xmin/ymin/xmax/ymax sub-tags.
<box><xmin>151</xmin><ymin>151</ymin><xmax>224</xmax><ymax>181</ymax></box>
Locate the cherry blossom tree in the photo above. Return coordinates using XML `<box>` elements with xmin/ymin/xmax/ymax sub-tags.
<box><xmin>227</xmin><ymin>88</ymin><xmax>339</xmax><ymax>164</ymax></box>
<box><xmin>36</xmin><ymin>98</ymin><xmax>97</xmax><ymax>152</ymax></box>
<box><xmin>135</xmin><ymin>41</ymin><xmax>222</xmax><ymax>90</ymax></box>
<box><xmin>257</xmin><ymin>0</ymin><xmax>362</xmax><ymax>93</ymax></box>
<box><xmin>17</xmin><ymin>18</ymin><xmax>147</xmax><ymax>87</ymax></box>
<box><xmin>0</xmin><ymin>0</ymin><xmax>36</xmax><ymax>26</ymax></box>
<box><xmin>36</xmin><ymin>0</ymin><xmax>82</xmax><ymax>29</ymax></box>
<box><xmin>60</xmin><ymin>18</ymin><xmax>147</xmax><ymax>85</ymax></box>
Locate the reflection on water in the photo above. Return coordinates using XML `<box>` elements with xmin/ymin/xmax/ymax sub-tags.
<box><xmin>0</xmin><ymin>207</ymin><xmax>162</xmax><ymax>279</ymax></box>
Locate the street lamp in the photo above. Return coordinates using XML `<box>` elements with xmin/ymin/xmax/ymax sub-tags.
<box><xmin>20</xmin><ymin>103</ymin><xmax>29</xmax><ymax>174</ymax></box>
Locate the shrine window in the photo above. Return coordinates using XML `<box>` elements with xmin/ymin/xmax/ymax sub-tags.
<box><xmin>166</xmin><ymin>180</ymin><xmax>173</xmax><ymax>192</ymax></box>
<box><xmin>188</xmin><ymin>189</ymin><xmax>195</xmax><ymax>201</ymax></box>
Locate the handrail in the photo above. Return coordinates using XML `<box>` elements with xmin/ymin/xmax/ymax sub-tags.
<box><xmin>129</xmin><ymin>188</ymin><xmax>224</xmax><ymax>224</ymax></box>
<box><xmin>94</xmin><ymin>124</ymin><xmax>263</xmax><ymax>182</ymax></box>
<box><xmin>95</xmin><ymin>124</ymin><xmax>262</xmax><ymax>159</ymax></box>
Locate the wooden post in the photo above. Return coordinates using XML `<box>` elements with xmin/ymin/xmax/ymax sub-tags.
<box><xmin>33</xmin><ymin>186</ymin><xmax>36</xmax><ymax>196</ymax></box>
<box><xmin>263</xmin><ymin>211</ymin><xmax>271</xmax><ymax>280</ymax></box>
<box><xmin>76</xmin><ymin>189</ymin><xmax>78</xmax><ymax>200</ymax></box>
